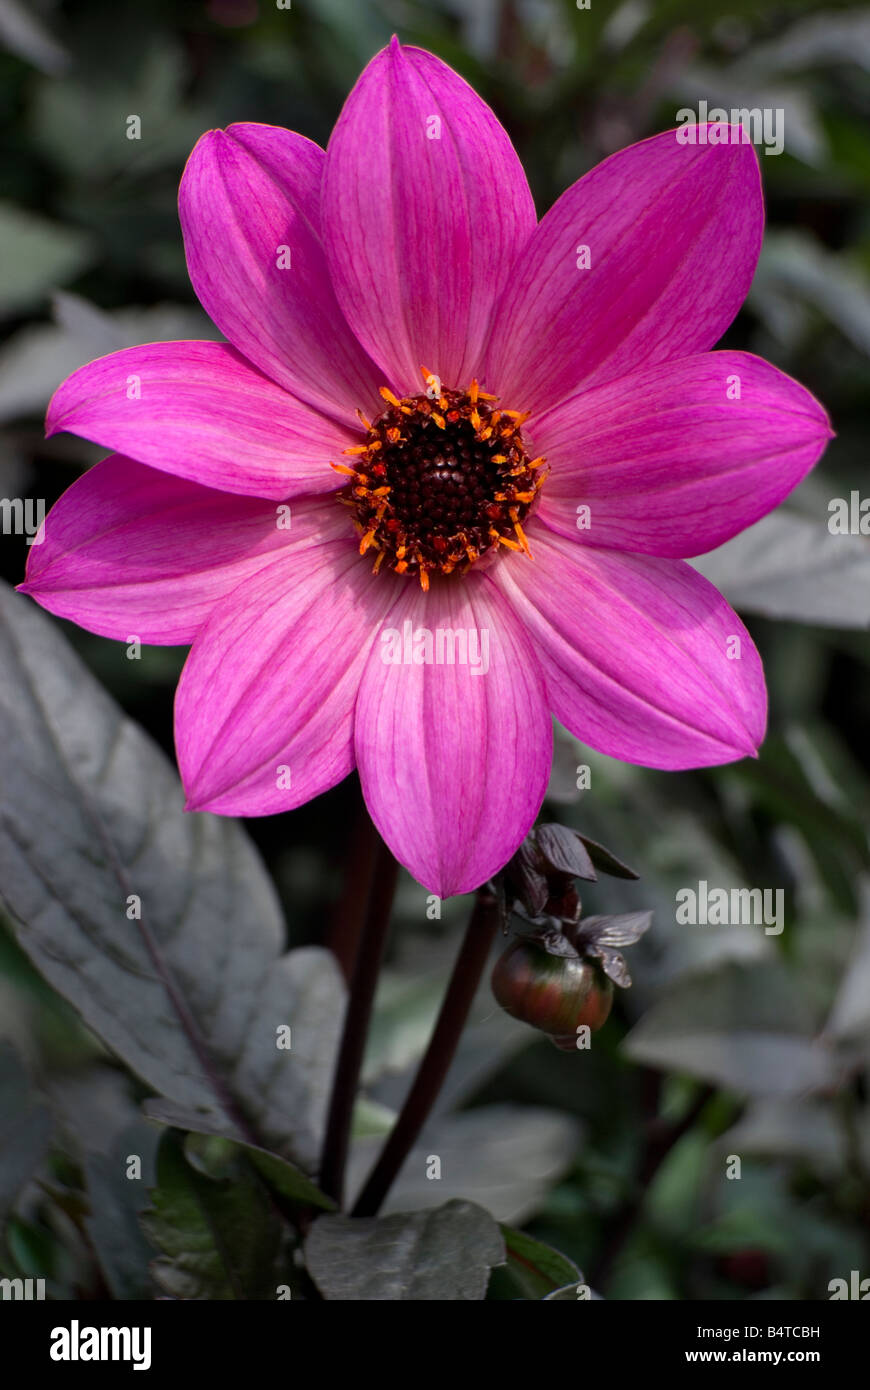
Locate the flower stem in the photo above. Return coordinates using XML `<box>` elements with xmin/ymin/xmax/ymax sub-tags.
<box><xmin>325</xmin><ymin>782</ymin><xmax>380</xmax><ymax>982</ymax></box>
<box><xmin>351</xmin><ymin>885</ymin><xmax>501</xmax><ymax>1218</ymax></box>
<box><xmin>319</xmin><ymin>835</ymin><xmax>398</xmax><ymax>1207</ymax></box>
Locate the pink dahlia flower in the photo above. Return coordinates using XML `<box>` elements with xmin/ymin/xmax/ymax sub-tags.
<box><xmin>23</xmin><ymin>39</ymin><xmax>831</xmax><ymax>896</ymax></box>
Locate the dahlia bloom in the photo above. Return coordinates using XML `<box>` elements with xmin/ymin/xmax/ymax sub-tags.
<box><xmin>23</xmin><ymin>39</ymin><xmax>831</xmax><ymax>896</ymax></box>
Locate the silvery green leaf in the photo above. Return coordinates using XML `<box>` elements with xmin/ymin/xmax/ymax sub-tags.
<box><xmin>348</xmin><ymin>1104</ymin><xmax>582</xmax><ymax>1226</ymax></box>
<box><xmin>0</xmin><ymin>584</ymin><xmax>344</xmax><ymax>1171</ymax></box>
<box><xmin>692</xmin><ymin>511</ymin><xmax>870</xmax><ymax>628</ymax></box>
<box><xmin>305</xmin><ymin>1199</ymin><xmax>504</xmax><ymax>1301</ymax></box>
<box><xmin>0</xmin><ymin>203</ymin><xmax>93</xmax><ymax>318</ymax></box>
<box><xmin>623</xmin><ymin>962</ymin><xmax>838</xmax><ymax>1097</ymax></box>
<box><xmin>0</xmin><ymin>1042</ymin><xmax>53</xmax><ymax>1235</ymax></box>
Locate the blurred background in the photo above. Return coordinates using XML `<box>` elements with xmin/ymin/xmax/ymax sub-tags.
<box><xmin>1</xmin><ymin>0</ymin><xmax>870</xmax><ymax>1300</ymax></box>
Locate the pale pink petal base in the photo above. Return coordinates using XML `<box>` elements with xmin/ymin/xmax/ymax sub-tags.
<box><xmin>176</xmin><ymin>537</ymin><xmax>395</xmax><ymax>817</ymax></box>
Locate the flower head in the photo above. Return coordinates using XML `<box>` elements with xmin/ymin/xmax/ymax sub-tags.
<box><xmin>22</xmin><ymin>39</ymin><xmax>832</xmax><ymax>896</ymax></box>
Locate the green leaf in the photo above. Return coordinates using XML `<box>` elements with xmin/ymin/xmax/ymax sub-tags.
<box><xmin>0</xmin><ymin>1042</ymin><xmax>53</xmax><ymax>1239</ymax></box>
<box><xmin>347</xmin><ymin>1104</ymin><xmax>582</xmax><ymax>1225</ymax></box>
<box><xmin>623</xmin><ymin>962</ymin><xmax>837</xmax><ymax>1096</ymax></box>
<box><xmin>140</xmin><ymin>1132</ymin><xmax>285</xmax><ymax>1301</ymax></box>
<box><xmin>305</xmin><ymin>1200</ymin><xmax>505</xmax><ymax>1300</ymax></box>
<box><xmin>0</xmin><ymin>203</ymin><xmax>92</xmax><ymax>317</ymax></box>
<box><xmin>0</xmin><ymin>294</ymin><xmax>216</xmax><ymax>425</ymax></box>
<box><xmin>693</xmin><ymin>511</ymin><xmax>870</xmax><ymax>629</ymax></box>
<box><xmin>0</xmin><ymin>0</ymin><xmax>70</xmax><ymax>75</ymax></box>
<box><xmin>543</xmin><ymin>1282</ymin><xmax>600</xmax><ymax>1300</ymax></box>
<box><xmin>46</xmin><ymin>1066</ymin><xmax>160</xmax><ymax>1299</ymax></box>
<box><xmin>83</xmin><ymin>1127</ymin><xmax>159</xmax><ymax>1301</ymax></box>
<box><xmin>362</xmin><ymin>972</ymin><xmax>444</xmax><ymax>1085</ymax></box>
<box><xmin>751</xmin><ymin>230</ymin><xmax>870</xmax><ymax>358</ymax></box>
<box><xmin>500</xmin><ymin>1225</ymin><xmax>583</xmax><ymax>1299</ymax></box>
<box><xmin>171</xmin><ymin>1122</ymin><xmax>335</xmax><ymax>1211</ymax></box>
<box><xmin>827</xmin><ymin>897</ymin><xmax>870</xmax><ymax>1042</ymax></box>
<box><xmin>351</xmin><ymin>1095</ymin><xmax>396</xmax><ymax>1138</ymax></box>
<box><xmin>0</xmin><ymin>584</ymin><xmax>344</xmax><ymax>1170</ymax></box>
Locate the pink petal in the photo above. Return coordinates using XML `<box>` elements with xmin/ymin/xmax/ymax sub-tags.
<box><xmin>532</xmin><ymin>352</ymin><xmax>833</xmax><ymax>557</ymax></box>
<box><xmin>493</xmin><ymin>527</ymin><xmax>766</xmax><ymax>769</ymax></box>
<box><xmin>176</xmin><ymin>539</ymin><xmax>398</xmax><ymax>817</ymax></box>
<box><xmin>354</xmin><ymin>576</ymin><xmax>552</xmax><ymax>896</ymax></box>
<box><xmin>485</xmin><ymin>127</ymin><xmax>763</xmax><ymax>414</ymax></box>
<box><xmin>179</xmin><ymin>123</ymin><xmax>383</xmax><ymax>425</ymax></box>
<box><xmin>322</xmin><ymin>38</ymin><xmax>537</xmax><ymax>396</ymax></box>
<box><xmin>20</xmin><ymin>457</ymin><xmax>345</xmax><ymax>644</ymax></box>
<box><xmin>46</xmin><ymin>341</ymin><xmax>357</xmax><ymax>500</ymax></box>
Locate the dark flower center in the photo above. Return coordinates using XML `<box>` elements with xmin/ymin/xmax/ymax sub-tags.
<box><xmin>333</xmin><ymin>373</ymin><xmax>546</xmax><ymax>590</ymax></box>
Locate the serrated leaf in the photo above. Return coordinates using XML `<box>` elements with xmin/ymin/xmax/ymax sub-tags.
<box><xmin>305</xmin><ymin>1199</ymin><xmax>504</xmax><ymax>1300</ymax></box>
<box><xmin>0</xmin><ymin>584</ymin><xmax>344</xmax><ymax>1171</ymax></box>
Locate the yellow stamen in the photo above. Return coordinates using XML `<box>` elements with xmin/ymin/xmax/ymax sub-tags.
<box><xmin>513</xmin><ymin>519</ymin><xmax>532</xmax><ymax>556</ymax></box>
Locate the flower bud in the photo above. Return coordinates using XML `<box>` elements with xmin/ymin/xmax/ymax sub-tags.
<box><xmin>491</xmin><ymin>936</ymin><xmax>614</xmax><ymax>1040</ymax></box>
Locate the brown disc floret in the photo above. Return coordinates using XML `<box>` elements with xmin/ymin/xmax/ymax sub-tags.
<box><xmin>333</xmin><ymin>370</ymin><xmax>546</xmax><ymax>590</ymax></box>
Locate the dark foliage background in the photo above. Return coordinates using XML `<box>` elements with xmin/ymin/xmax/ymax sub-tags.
<box><xmin>1</xmin><ymin>0</ymin><xmax>869</xmax><ymax>1300</ymax></box>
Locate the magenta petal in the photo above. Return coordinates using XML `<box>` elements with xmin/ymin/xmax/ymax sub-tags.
<box><xmin>20</xmin><ymin>458</ymin><xmax>346</xmax><ymax>644</ymax></box>
<box><xmin>494</xmin><ymin>527</ymin><xmax>766</xmax><ymax>769</ymax></box>
<box><xmin>46</xmin><ymin>341</ymin><xmax>357</xmax><ymax>500</ymax></box>
<box><xmin>533</xmin><ymin>352</ymin><xmax>833</xmax><ymax>557</ymax></box>
<box><xmin>322</xmin><ymin>38</ymin><xmax>536</xmax><ymax>395</ymax></box>
<box><xmin>354</xmin><ymin>576</ymin><xmax>551</xmax><ymax>896</ymax></box>
<box><xmin>176</xmin><ymin>541</ymin><xmax>397</xmax><ymax>817</ymax></box>
<box><xmin>486</xmin><ymin>127</ymin><xmax>763</xmax><ymax>413</ymax></box>
<box><xmin>179</xmin><ymin>123</ymin><xmax>383</xmax><ymax>424</ymax></box>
